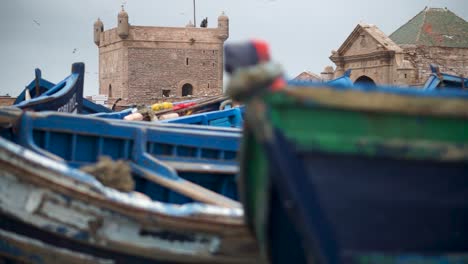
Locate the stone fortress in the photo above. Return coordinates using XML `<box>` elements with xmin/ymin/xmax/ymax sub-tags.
<box><xmin>298</xmin><ymin>7</ymin><xmax>468</xmax><ymax>87</ymax></box>
<box><xmin>94</xmin><ymin>7</ymin><xmax>229</xmax><ymax>105</ymax></box>
<box><xmin>94</xmin><ymin>6</ymin><xmax>467</xmax><ymax>106</ymax></box>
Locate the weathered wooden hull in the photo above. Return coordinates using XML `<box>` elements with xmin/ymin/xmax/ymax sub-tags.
<box><xmin>1</xmin><ymin>109</ymin><xmax>241</xmax><ymax>204</ymax></box>
<box><xmin>240</xmin><ymin>85</ymin><xmax>468</xmax><ymax>263</ymax></box>
<box><xmin>0</xmin><ymin>137</ymin><xmax>259</xmax><ymax>263</ymax></box>
<box><xmin>0</xmin><ymin>228</ymin><xmax>113</xmax><ymax>263</ymax></box>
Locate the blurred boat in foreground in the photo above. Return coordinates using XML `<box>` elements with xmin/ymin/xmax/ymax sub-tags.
<box><xmin>0</xmin><ymin>107</ymin><xmax>259</xmax><ymax>263</ymax></box>
<box><xmin>235</xmin><ymin>62</ymin><xmax>468</xmax><ymax>264</ymax></box>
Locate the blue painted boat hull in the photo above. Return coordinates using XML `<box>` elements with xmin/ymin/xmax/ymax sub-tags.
<box><xmin>13</xmin><ymin>63</ymin><xmax>84</xmax><ymax>113</ymax></box>
<box><xmin>0</xmin><ymin>135</ymin><xmax>257</xmax><ymax>263</ymax></box>
<box><xmin>13</xmin><ymin>64</ymin><xmax>112</xmax><ymax>114</ymax></box>
<box><xmin>2</xmin><ymin>109</ymin><xmax>240</xmax><ymax>204</ymax></box>
<box><xmin>263</xmin><ymin>151</ymin><xmax>468</xmax><ymax>263</ymax></box>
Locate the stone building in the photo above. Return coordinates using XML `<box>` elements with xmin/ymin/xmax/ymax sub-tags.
<box><xmin>0</xmin><ymin>96</ymin><xmax>15</xmax><ymax>107</ymax></box>
<box><xmin>330</xmin><ymin>7</ymin><xmax>468</xmax><ymax>86</ymax></box>
<box><xmin>293</xmin><ymin>65</ymin><xmax>336</xmax><ymax>82</ymax></box>
<box><xmin>293</xmin><ymin>71</ymin><xmax>322</xmax><ymax>82</ymax></box>
<box><xmin>94</xmin><ymin>7</ymin><xmax>229</xmax><ymax>105</ymax></box>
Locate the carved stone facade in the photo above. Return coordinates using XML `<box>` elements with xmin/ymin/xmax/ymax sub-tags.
<box><xmin>330</xmin><ymin>24</ymin><xmax>417</xmax><ymax>86</ymax></box>
<box><xmin>94</xmin><ymin>8</ymin><xmax>229</xmax><ymax>105</ymax></box>
<box><xmin>330</xmin><ymin>8</ymin><xmax>468</xmax><ymax>87</ymax></box>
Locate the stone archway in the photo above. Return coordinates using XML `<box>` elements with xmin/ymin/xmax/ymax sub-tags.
<box><xmin>181</xmin><ymin>83</ymin><xmax>193</xmax><ymax>96</ymax></box>
<box><xmin>354</xmin><ymin>76</ymin><xmax>376</xmax><ymax>87</ymax></box>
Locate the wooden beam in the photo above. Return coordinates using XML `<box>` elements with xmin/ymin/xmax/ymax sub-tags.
<box><xmin>134</xmin><ymin>164</ymin><xmax>241</xmax><ymax>209</ymax></box>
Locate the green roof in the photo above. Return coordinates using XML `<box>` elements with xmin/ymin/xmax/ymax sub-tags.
<box><xmin>390</xmin><ymin>7</ymin><xmax>468</xmax><ymax>48</ymax></box>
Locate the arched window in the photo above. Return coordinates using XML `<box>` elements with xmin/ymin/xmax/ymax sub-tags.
<box><xmin>182</xmin><ymin>83</ymin><xmax>193</xmax><ymax>96</ymax></box>
<box><xmin>354</xmin><ymin>76</ymin><xmax>376</xmax><ymax>87</ymax></box>
<box><xmin>108</xmin><ymin>84</ymin><xmax>112</xmax><ymax>98</ymax></box>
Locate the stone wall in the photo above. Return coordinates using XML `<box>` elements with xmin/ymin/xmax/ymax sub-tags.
<box><xmin>401</xmin><ymin>45</ymin><xmax>468</xmax><ymax>85</ymax></box>
<box><xmin>127</xmin><ymin>47</ymin><xmax>221</xmax><ymax>104</ymax></box>
<box><xmin>99</xmin><ymin>42</ymin><xmax>127</xmax><ymax>100</ymax></box>
<box><xmin>97</xmin><ymin>24</ymin><xmax>227</xmax><ymax>105</ymax></box>
<box><xmin>0</xmin><ymin>97</ymin><xmax>15</xmax><ymax>107</ymax></box>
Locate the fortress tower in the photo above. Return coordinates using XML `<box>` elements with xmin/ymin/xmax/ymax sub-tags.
<box><xmin>94</xmin><ymin>7</ymin><xmax>229</xmax><ymax>105</ymax></box>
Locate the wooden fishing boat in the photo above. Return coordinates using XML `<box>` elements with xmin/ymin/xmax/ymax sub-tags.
<box><xmin>13</xmin><ymin>65</ymin><xmax>112</xmax><ymax>114</ymax></box>
<box><xmin>423</xmin><ymin>64</ymin><xmax>468</xmax><ymax>91</ymax></box>
<box><xmin>12</xmin><ymin>63</ymin><xmax>84</xmax><ymax>113</ymax></box>
<box><xmin>96</xmin><ymin>106</ymin><xmax>245</xmax><ymax>128</ymax></box>
<box><xmin>0</xmin><ymin>108</ymin><xmax>259</xmax><ymax>263</ymax></box>
<box><xmin>236</xmin><ymin>63</ymin><xmax>468</xmax><ymax>263</ymax></box>
<box><xmin>1</xmin><ymin>108</ymin><xmax>241</xmax><ymax>203</ymax></box>
<box><xmin>162</xmin><ymin>107</ymin><xmax>244</xmax><ymax>128</ymax></box>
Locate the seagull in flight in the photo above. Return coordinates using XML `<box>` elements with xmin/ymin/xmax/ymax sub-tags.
<box><xmin>33</xmin><ymin>19</ymin><xmax>40</xmax><ymax>26</ymax></box>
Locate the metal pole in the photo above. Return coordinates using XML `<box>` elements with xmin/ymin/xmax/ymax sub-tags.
<box><xmin>193</xmin><ymin>0</ymin><xmax>196</xmax><ymax>27</ymax></box>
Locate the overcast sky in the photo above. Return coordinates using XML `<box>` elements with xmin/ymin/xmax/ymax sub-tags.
<box><xmin>1</xmin><ymin>0</ymin><xmax>467</xmax><ymax>96</ymax></box>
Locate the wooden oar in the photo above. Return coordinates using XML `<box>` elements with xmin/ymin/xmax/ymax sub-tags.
<box><xmin>132</xmin><ymin>164</ymin><xmax>241</xmax><ymax>209</ymax></box>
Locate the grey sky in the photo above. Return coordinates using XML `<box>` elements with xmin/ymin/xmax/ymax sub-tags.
<box><xmin>1</xmin><ymin>0</ymin><xmax>467</xmax><ymax>96</ymax></box>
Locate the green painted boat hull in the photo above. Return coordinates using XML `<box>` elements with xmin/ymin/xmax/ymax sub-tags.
<box><xmin>239</xmin><ymin>85</ymin><xmax>468</xmax><ymax>263</ymax></box>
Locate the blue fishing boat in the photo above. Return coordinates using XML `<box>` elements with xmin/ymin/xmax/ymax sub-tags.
<box><xmin>12</xmin><ymin>63</ymin><xmax>84</xmax><ymax>113</ymax></box>
<box><xmin>2</xmin><ymin>108</ymin><xmax>240</xmax><ymax>204</ymax></box>
<box><xmin>234</xmin><ymin>62</ymin><xmax>468</xmax><ymax>264</ymax></box>
<box><xmin>92</xmin><ymin>104</ymin><xmax>245</xmax><ymax>128</ymax></box>
<box><xmin>0</xmin><ymin>107</ymin><xmax>258</xmax><ymax>263</ymax></box>
<box><xmin>423</xmin><ymin>64</ymin><xmax>468</xmax><ymax>91</ymax></box>
<box><xmin>13</xmin><ymin>64</ymin><xmax>112</xmax><ymax>114</ymax></box>
<box><xmin>162</xmin><ymin>107</ymin><xmax>244</xmax><ymax>128</ymax></box>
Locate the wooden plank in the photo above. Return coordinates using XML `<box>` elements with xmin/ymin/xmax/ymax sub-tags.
<box><xmin>134</xmin><ymin>165</ymin><xmax>242</xmax><ymax>208</ymax></box>
<box><xmin>163</xmin><ymin>160</ymin><xmax>238</xmax><ymax>174</ymax></box>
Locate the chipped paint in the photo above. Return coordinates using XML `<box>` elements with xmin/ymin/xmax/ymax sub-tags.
<box><xmin>0</xmin><ymin>168</ymin><xmax>227</xmax><ymax>259</ymax></box>
<box><xmin>0</xmin><ymin>137</ymin><xmax>258</xmax><ymax>263</ymax></box>
<box><xmin>0</xmin><ymin>136</ymin><xmax>243</xmax><ymax>219</ymax></box>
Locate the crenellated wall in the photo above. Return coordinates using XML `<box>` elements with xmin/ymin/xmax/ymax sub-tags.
<box><xmin>94</xmin><ymin>11</ymin><xmax>228</xmax><ymax>105</ymax></box>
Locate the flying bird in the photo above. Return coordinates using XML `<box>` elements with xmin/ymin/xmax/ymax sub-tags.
<box><xmin>33</xmin><ymin>19</ymin><xmax>40</xmax><ymax>26</ymax></box>
<box><xmin>72</xmin><ymin>48</ymin><xmax>78</xmax><ymax>54</ymax></box>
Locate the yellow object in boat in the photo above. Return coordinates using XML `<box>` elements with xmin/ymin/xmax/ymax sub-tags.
<box><xmin>151</xmin><ymin>102</ymin><xmax>173</xmax><ymax>111</ymax></box>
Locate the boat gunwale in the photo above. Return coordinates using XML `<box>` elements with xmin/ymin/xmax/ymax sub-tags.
<box><xmin>280</xmin><ymin>85</ymin><xmax>468</xmax><ymax>118</ymax></box>
<box><xmin>0</xmin><ymin>137</ymin><xmax>246</xmax><ymax>230</ymax></box>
